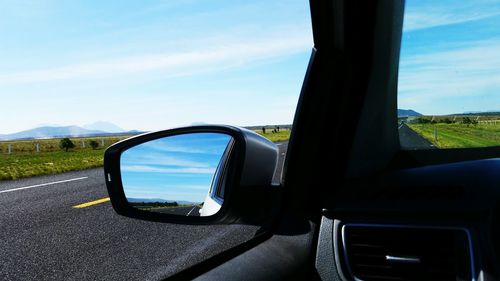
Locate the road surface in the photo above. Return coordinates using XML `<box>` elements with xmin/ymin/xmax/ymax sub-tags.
<box><xmin>398</xmin><ymin>123</ymin><xmax>436</xmax><ymax>149</ymax></box>
<box><xmin>152</xmin><ymin>206</ymin><xmax>201</xmax><ymax>216</ymax></box>
<box><xmin>0</xmin><ymin>142</ymin><xmax>287</xmax><ymax>281</ymax></box>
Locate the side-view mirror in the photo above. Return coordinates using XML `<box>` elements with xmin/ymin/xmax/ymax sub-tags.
<box><xmin>104</xmin><ymin>125</ymin><xmax>281</xmax><ymax>225</ymax></box>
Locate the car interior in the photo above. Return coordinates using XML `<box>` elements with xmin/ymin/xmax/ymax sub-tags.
<box><xmin>103</xmin><ymin>0</ymin><xmax>499</xmax><ymax>280</ymax></box>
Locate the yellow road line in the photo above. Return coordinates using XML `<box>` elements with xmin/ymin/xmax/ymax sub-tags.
<box><xmin>73</xmin><ymin>197</ymin><xmax>110</xmax><ymax>209</ymax></box>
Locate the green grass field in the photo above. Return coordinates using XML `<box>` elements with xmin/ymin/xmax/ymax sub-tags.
<box><xmin>255</xmin><ymin>129</ymin><xmax>291</xmax><ymax>142</ymax></box>
<box><xmin>408</xmin><ymin>123</ymin><xmax>500</xmax><ymax>148</ymax></box>
<box><xmin>0</xmin><ymin>136</ymin><xmax>129</xmax><ymax>180</ymax></box>
<box><xmin>10</xmin><ymin>122</ymin><xmax>498</xmax><ymax>180</ymax></box>
<box><xmin>0</xmin><ymin>129</ymin><xmax>291</xmax><ymax>181</ymax></box>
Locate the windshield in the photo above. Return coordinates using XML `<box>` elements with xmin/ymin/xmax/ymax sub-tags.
<box><xmin>398</xmin><ymin>0</ymin><xmax>500</xmax><ymax>150</ymax></box>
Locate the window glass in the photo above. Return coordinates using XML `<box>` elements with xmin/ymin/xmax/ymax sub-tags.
<box><xmin>398</xmin><ymin>0</ymin><xmax>500</xmax><ymax>149</ymax></box>
<box><xmin>0</xmin><ymin>1</ymin><xmax>312</xmax><ymax>280</ymax></box>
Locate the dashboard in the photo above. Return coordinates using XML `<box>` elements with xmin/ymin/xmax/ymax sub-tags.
<box><xmin>315</xmin><ymin>158</ymin><xmax>500</xmax><ymax>281</ymax></box>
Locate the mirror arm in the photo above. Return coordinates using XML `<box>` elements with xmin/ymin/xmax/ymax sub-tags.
<box><xmin>231</xmin><ymin>185</ymin><xmax>284</xmax><ymax>225</ymax></box>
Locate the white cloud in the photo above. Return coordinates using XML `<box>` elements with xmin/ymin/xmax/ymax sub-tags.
<box><xmin>398</xmin><ymin>39</ymin><xmax>500</xmax><ymax>112</ymax></box>
<box><xmin>0</xmin><ymin>34</ymin><xmax>311</xmax><ymax>85</ymax></box>
<box><xmin>404</xmin><ymin>11</ymin><xmax>500</xmax><ymax>31</ymax></box>
<box><xmin>403</xmin><ymin>1</ymin><xmax>500</xmax><ymax>31</ymax></box>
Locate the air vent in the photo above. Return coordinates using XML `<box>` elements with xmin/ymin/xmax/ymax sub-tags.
<box><xmin>341</xmin><ymin>225</ymin><xmax>474</xmax><ymax>281</ymax></box>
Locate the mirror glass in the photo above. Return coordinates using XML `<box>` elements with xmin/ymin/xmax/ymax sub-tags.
<box><xmin>120</xmin><ymin>132</ymin><xmax>233</xmax><ymax>217</ymax></box>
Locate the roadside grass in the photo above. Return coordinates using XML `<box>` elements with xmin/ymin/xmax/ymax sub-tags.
<box><xmin>256</xmin><ymin>129</ymin><xmax>291</xmax><ymax>143</ymax></box>
<box><xmin>408</xmin><ymin>123</ymin><xmax>500</xmax><ymax>148</ymax></box>
<box><xmin>0</xmin><ymin>136</ymin><xmax>130</xmax><ymax>181</ymax></box>
<box><xmin>0</xmin><ymin>149</ymin><xmax>106</xmax><ymax>181</ymax></box>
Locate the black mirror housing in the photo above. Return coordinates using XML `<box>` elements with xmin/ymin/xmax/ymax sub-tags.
<box><xmin>104</xmin><ymin>125</ymin><xmax>280</xmax><ymax>225</ymax></box>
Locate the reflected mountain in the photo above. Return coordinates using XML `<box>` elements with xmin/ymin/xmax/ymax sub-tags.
<box><xmin>127</xmin><ymin>198</ymin><xmax>200</xmax><ymax>205</ymax></box>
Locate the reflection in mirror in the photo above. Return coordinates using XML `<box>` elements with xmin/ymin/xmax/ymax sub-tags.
<box><xmin>120</xmin><ymin>133</ymin><xmax>233</xmax><ymax>217</ymax></box>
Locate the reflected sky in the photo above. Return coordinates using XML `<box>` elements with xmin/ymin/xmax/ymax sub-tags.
<box><xmin>121</xmin><ymin>133</ymin><xmax>231</xmax><ymax>203</ymax></box>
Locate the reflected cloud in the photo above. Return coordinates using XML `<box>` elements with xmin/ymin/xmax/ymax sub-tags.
<box><xmin>125</xmin><ymin>187</ymin><xmax>207</xmax><ymax>203</ymax></box>
<box><xmin>138</xmin><ymin>136</ymin><xmax>231</xmax><ymax>155</ymax></box>
<box><xmin>122</xmin><ymin>153</ymin><xmax>211</xmax><ymax>168</ymax></box>
<box><xmin>122</xmin><ymin>165</ymin><xmax>216</xmax><ymax>174</ymax></box>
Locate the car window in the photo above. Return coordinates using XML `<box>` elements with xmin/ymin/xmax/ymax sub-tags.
<box><xmin>398</xmin><ymin>0</ymin><xmax>500</xmax><ymax>150</ymax></box>
<box><xmin>0</xmin><ymin>1</ymin><xmax>312</xmax><ymax>280</ymax></box>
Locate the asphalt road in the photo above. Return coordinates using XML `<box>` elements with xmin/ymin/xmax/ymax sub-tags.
<box><xmin>152</xmin><ymin>206</ymin><xmax>201</xmax><ymax>216</ymax></box>
<box><xmin>398</xmin><ymin>123</ymin><xmax>436</xmax><ymax>149</ymax></box>
<box><xmin>0</xmin><ymin>142</ymin><xmax>287</xmax><ymax>281</ymax></box>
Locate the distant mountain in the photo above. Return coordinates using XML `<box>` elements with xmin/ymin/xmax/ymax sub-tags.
<box><xmin>83</xmin><ymin>121</ymin><xmax>124</xmax><ymax>133</ymax></box>
<box><xmin>398</xmin><ymin>109</ymin><xmax>422</xmax><ymax>117</ymax></box>
<box><xmin>0</xmin><ymin>121</ymin><xmax>142</xmax><ymax>140</ymax></box>
<box><xmin>0</xmin><ymin>126</ymin><xmax>107</xmax><ymax>140</ymax></box>
<box><xmin>127</xmin><ymin>198</ymin><xmax>200</xmax><ymax>205</ymax></box>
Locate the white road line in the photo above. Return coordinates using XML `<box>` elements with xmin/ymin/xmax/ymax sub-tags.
<box><xmin>186</xmin><ymin>206</ymin><xmax>197</xmax><ymax>216</ymax></box>
<box><xmin>398</xmin><ymin>123</ymin><xmax>404</xmax><ymax>129</ymax></box>
<box><xmin>0</xmin><ymin>177</ymin><xmax>88</xmax><ymax>194</ymax></box>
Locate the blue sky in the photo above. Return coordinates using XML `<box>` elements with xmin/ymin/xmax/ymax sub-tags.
<box><xmin>398</xmin><ymin>0</ymin><xmax>500</xmax><ymax>115</ymax></box>
<box><xmin>0</xmin><ymin>0</ymin><xmax>312</xmax><ymax>134</ymax></box>
<box><xmin>121</xmin><ymin>133</ymin><xmax>231</xmax><ymax>203</ymax></box>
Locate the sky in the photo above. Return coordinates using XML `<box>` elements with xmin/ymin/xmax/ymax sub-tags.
<box><xmin>0</xmin><ymin>0</ymin><xmax>312</xmax><ymax>134</ymax></box>
<box><xmin>398</xmin><ymin>0</ymin><xmax>500</xmax><ymax>115</ymax></box>
<box><xmin>121</xmin><ymin>133</ymin><xmax>231</xmax><ymax>203</ymax></box>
